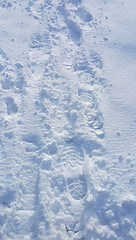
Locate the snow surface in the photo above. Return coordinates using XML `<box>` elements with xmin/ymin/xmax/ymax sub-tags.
<box><xmin>0</xmin><ymin>0</ymin><xmax>136</xmax><ymax>239</ymax></box>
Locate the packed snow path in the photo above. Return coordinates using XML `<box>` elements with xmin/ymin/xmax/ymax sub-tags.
<box><xmin>0</xmin><ymin>0</ymin><xmax>136</xmax><ymax>239</ymax></box>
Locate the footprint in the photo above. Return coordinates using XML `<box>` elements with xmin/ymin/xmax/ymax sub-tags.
<box><xmin>19</xmin><ymin>165</ymin><xmax>39</xmax><ymax>194</ymax></box>
<box><xmin>27</xmin><ymin>0</ymin><xmax>51</xmax><ymax>20</ymax></box>
<box><xmin>121</xmin><ymin>195</ymin><xmax>136</xmax><ymax>215</ymax></box>
<box><xmin>85</xmin><ymin>110</ymin><xmax>104</xmax><ymax>131</ymax></box>
<box><xmin>30</xmin><ymin>32</ymin><xmax>44</xmax><ymax>49</ymax></box>
<box><xmin>61</xmin><ymin>143</ymin><xmax>84</xmax><ymax>168</ymax></box>
<box><xmin>78</xmin><ymin>88</ymin><xmax>95</xmax><ymax>105</ymax></box>
<box><xmin>30</xmin><ymin>32</ymin><xmax>50</xmax><ymax>49</ymax></box>
<box><xmin>73</xmin><ymin>53</ymin><xmax>93</xmax><ymax>74</ymax></box>
<box><xmin>65</xmin><ymin>18</ymin><xmax>82</xmax><ymax>46</ymax></box>
<box><xmin>22</xmin><ymin>133</ymin><xmax>41</xmax><ymax>147</ymax></box>
<box><xmin>74</xmin><ymin>60</ymin><xmax>91</xmax><ymax>73</ymax></box>
<box><xmin>15</xmin><ymin>73</ymin><xmax>25</xmax><ymax>91</ymax></box>
<box><xmin>35</xmin><ymin>100</ymin><xmax>47</xmax><ymax>113</ymax></box>
<box><xmin>4</xmin><ymin>130</ymin><xmax>14</xmax><ymax>139</ymax></box>
<box><xmin>40</xmin><ymin>159</ymin><xmax>52</xmax><ymax>171</ymax></box>
<box><xmin>47</xmin><ymin>141</ymin><xmax>58</xmax><ymax>155</ymax></box>
<box><xmin>67</xmin><ymin>175</ymin><xmax>87</xmax><ymax>200</ymax></box>
<box><xmin>39</xmin><ymin>88</ymin><xmax>50</xmax><ymax>100</ymax></box>
<box><xmin>76</xmin><ymin>7</ymin><xmax>93</xmax><ymax>22</ymax></box>
<box><xmin>0</xmin><ymin>187</ymin><xmax>16</xmax><ymax>207</ymax></box>
<box><xmin>4</xmin><ymin>97</ymin><xmax>18</xmax><ymax>115</ymax></box>
<box><xmin>2</xmin><ymin>74</ymin><xmax>14</xmax><ymax>90</ymax></box>
<box><xmin>90</xmin><ymin>50</ymin><xmax>103</xmax><ymax>70</ymax></box>
<box><xmin>15</xmin><ymin>62</ymin><xmax>23</xmax><ymax>69</ymax></box>
<box><xmin>68</xmin><ymin>0</ymin><xmax>82</xmax><ymax>7</ymax></box>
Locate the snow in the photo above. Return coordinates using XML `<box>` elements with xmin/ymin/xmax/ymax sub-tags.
<box><xmin>0</xmin><ymin>0</ymin><xmax>136</xmax><ymax>239</ymax></box>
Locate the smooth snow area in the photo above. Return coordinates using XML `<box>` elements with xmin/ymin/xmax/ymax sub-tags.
<box><xmin>0</xmin><ymin>0</ymin><xmax>136</xmax><ymax>239</ymax></box>
<box><xmin>93</xmin><ymin>0</ymin><xmax>136</xmax><ymax>198</ymax></box>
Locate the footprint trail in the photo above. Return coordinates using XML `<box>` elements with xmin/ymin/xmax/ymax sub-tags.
<box><xmin>0</xmin><ymin>0</ymin><xmax>127</xmax><ymax>239</ymax></box>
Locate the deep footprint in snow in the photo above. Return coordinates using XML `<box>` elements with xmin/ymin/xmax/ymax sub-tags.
<box><xmin>76</xmin><ymin>7</ymin><xmax>93</xmax><ymax>22</ymax></box>
<box><xmin>40</xmin><ymin>159</ymin><xmax>52</xmax><ymax>171</ymax></box>
<box><xmin>65</xmin><ymin>18</ymin><xmax>82</xmax><ymax>46</ymax></box>
<box><xmin>0</xmin><ymin>187</ymin><xmax>16</xmax><ymax>207</ymax></box>
<box><xmin>61</xmin><ymin>143</ymin><xmax>84</xmax><ymax>168</ymax></box>
<box><xmin>4</xmin><ymin>97</ymin><xmax>18</xmax><ymax>115</ymax></box>
<box><xmin>2</xmin><ymin>74</ymin><xmax>14</xmax><ymax>90</ymax></box>
<box><xmin>22</xmin><ymin>133</ymin><xmax>41</xmax><ymax>147</ymax></box>
<box><xmin>67</xmin><ymin>175</ymin><xmax>87</xmax><ymax>200</ymax></box>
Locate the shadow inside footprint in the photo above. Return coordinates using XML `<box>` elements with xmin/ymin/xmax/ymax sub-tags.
<box><xmin>68</xmin><ymin>0</ymin><xmax>82</xmax><ymax>6</ymax></box>
<box><xmin>76</xmin><ymin>7</ymin><xmax>93</xmax><ymax>22</ymax></box>
<box><xmin>65</xmin><ymin>18</ymin><xmax>82</xmax><ymax>46</ymax></box>
<box><xmin>5</xmin><ymin>97</ymin><xmax>18</xmax><ymax>115</ymax></box>
<box><xmin>0</xmin><ymin>188</ymin><xmax>16</xmax><ymax>207</ymax></box>
<box><xmin>22</xmin><ymin>133</ymin><xmax>41</xmax><ymax>147</ymax></box>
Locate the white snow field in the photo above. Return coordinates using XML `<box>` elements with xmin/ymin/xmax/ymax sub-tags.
<box><xmin>0</xmin><ymin>0</ymin><xmax>136</xmax><ymax>239</ymax></box>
